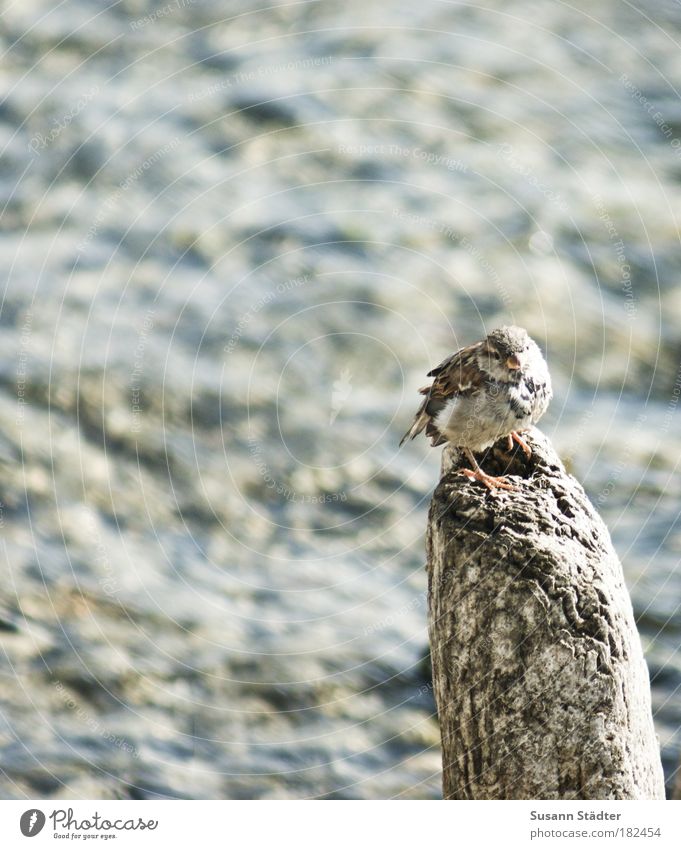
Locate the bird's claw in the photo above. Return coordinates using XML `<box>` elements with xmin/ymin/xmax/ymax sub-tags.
<box><xmin>458</xmin><ymin>467</ymin><xmax>517</xmax><ymax>491</ymax></box>
<box><xmin>506</xmin><ymin>431</ymin><xmax>532</xmax><ymax>459</ymax></box>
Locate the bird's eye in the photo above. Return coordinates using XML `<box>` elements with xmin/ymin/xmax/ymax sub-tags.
<box><xmin>491</xmin><ymin>351</ymin><xmax>500</xmax><ymax>360</ymax></box>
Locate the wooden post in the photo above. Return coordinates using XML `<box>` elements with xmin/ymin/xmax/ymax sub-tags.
<box><xmin>426</xmin><ymin>427</ymin><xmax>665</xmax><ymax>799</ymax></box>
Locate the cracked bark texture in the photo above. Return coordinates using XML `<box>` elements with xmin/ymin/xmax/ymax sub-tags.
<box><xmin>427</xmin><ymin>427</ymin><xmax>665</xmax><ymax>800</ymax></box>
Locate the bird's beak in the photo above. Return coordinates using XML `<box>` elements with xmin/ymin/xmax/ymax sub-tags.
<box><xmin>506</xmin><ymin>354</ymin><xmax>521</xmax><ymax>370</ymax></box>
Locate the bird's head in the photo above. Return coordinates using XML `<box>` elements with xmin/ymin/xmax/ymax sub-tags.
<box><xmin>479</xmin><ymin>325</ymin><xmax>535</xmax><ymax>380</ymax></box>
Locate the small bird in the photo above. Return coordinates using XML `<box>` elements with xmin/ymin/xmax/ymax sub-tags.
<box><xmin>400</xmin><ymin>326</ymin><xmax>552</xmax><ymax>490</ymax></box>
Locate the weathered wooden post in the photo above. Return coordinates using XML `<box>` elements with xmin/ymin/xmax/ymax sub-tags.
<box><xmin>427</xmin><ymin>427</ymin><xmax>665</xmax><ymax>799</ymax></box>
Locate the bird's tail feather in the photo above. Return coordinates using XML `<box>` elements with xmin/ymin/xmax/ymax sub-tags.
<box><xmin>399</xmin><ymin>405</ymin><xmax>430</xmax><ymax>446</ymax></box>
<box><xmin>400</xmin><ymin>390</ymin><xmax>450</xmax><ymax>446</ymax></box>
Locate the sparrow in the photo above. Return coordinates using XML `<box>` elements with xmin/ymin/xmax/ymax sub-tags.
<box><xmin>400</xmin><ymin>326</ymin><xmax>552</xmax><ymax>490</ymax></box>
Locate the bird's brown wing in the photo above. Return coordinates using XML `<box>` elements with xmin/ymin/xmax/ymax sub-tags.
<box><xmin>400</xmin><ymin>342</ymin><xmax>484</xmax><ymax>446</ymax></box>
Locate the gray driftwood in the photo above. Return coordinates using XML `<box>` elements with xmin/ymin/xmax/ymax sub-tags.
<box><xmin>427</xmin><ymin>427</ymin><xmax>665</xmax><ymax>800</ymax></box>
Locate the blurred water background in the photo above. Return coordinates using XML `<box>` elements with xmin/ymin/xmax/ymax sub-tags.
<box><xmin>1</xmin><ymin>0</ymin><xmax>681</xmax><ymax>799</ymax></box>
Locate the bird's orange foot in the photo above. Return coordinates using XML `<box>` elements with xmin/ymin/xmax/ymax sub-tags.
<box><xmin>458</xmin><ymin>467</ymin><xmax>517</xmax><ymax>491</ymax></box>
<box><xmin>510</xmin><ymin>430</ymin><xmax>532</xmax><ymax>459</ymax></box>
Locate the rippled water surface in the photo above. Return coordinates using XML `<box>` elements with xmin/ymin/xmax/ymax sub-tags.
<box><xmin>1</xmin><ymin>0</ymin><xmax>681</xmax><ymax>799</ymax></box>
